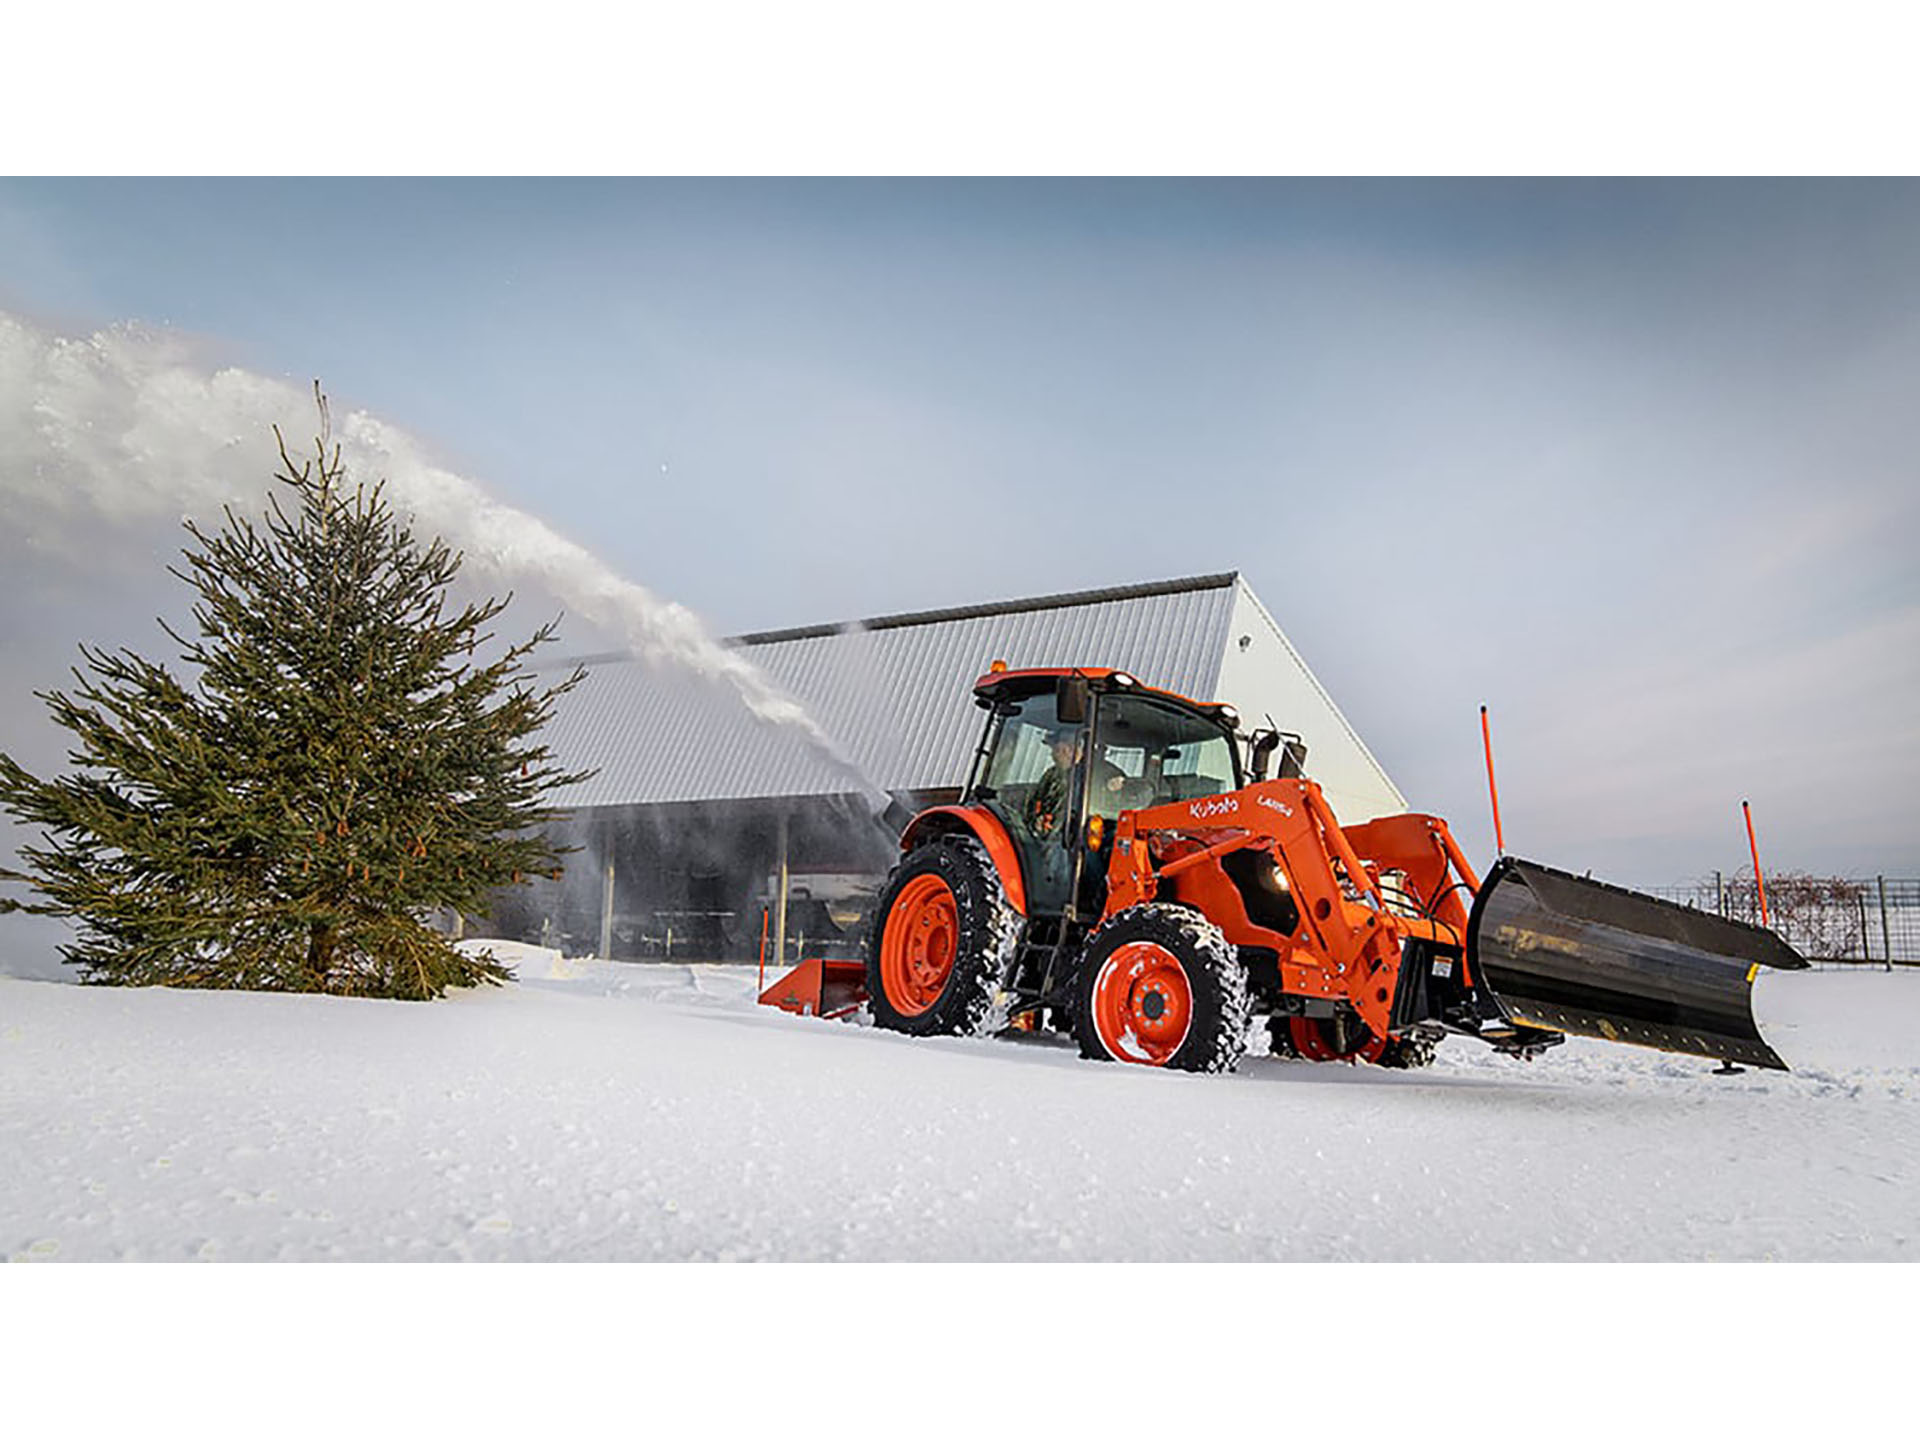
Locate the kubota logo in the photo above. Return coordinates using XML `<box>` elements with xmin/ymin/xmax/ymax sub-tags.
<box><xmin>1189</xmin><ymin>797</ymin><xmax>1239</xmax><ymax>820</ymax></box>
<box><xmin>1257</xmin><ymin>795</ymin><xmax>1294</xmax><ymax>818</ymax></box>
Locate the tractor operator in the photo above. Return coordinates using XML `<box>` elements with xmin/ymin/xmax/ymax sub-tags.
<box><xmin>1027</xmin><ymin>732</ymin><xmax>1130</xmax><ymax>836</ymax></box>
<box><xmin>1025</xmin><ymin>733</ymin><xmax>1079</xmax><ymax>837</ymax></box>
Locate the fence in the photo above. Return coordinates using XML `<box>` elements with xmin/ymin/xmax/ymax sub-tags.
<box><xmin>1644</xmin><ymin>874</ymin><xmax>1920</xmax><ymax>967</ymax></box>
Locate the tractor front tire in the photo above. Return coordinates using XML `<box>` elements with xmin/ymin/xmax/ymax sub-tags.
<box><xmin>867</xmin><ymin>836</ymin><xmax>1022</xmax><ymax>1038</ymax></box>
<box><xmin>1075</xmin><ymin>905</ymin><xmax>1251</xmax><ymax>1073</ymax></box>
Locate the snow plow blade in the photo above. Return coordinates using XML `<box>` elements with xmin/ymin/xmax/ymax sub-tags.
<box><xmin>1467</xmin><ymin>857</ymin><xmax>1809</xmax><ymax>1071</ymax></box>
<box><xmin>758</xmin><ymin>957</ymin><xmax>869</xmax><ymax>1019</ymax></box>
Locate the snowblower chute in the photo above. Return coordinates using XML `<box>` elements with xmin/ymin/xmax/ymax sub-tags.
<box><xmin>1467</xmin><ymin>857</ymin><xmax>1809</xmax><ymax>1071</ymax></box>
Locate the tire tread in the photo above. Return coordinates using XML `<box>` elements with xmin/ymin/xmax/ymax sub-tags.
<box><xmin>1074</xmin><ymin>903</ymin><xmax>1250</xmax><ymax>1074</ymax></box>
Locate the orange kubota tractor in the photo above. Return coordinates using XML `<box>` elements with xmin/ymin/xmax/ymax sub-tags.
<box><xmin>761</xmin><ymin>666</ymin><xmax>1807</xmax><ymax>1073</ymax></box>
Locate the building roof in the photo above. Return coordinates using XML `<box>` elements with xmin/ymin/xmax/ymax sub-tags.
<box><xmin>539</xmin><ymin>571</ymin><xmax>1405</xmax><ymax>820</ymax></box>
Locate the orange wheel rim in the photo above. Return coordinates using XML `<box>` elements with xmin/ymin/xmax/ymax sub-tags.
<box><xmin>879</xmin><ymin>873</ymin><xmax>960</xmax><ymax>1015</ymax></box>
<box><xmin>1290</xmin><ymin>1017</ymin><xmax>1385</xmax><ymax>1065</ymax></box>
<box><xmin>1091</xmin><ymin>941</ymin><xmax>1193</xmax><ymax>1065</ymax></box>
<box><xmin>1290</xmin><ymin>1016</ymin><xmax>1335</xmax><ymax>1062</ymax></box>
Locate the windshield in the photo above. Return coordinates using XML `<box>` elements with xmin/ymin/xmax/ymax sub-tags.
<box><xmin>1088</xmin><ymin>694</ymin><xmax>1240</xmax><ymax>819</ymax></box>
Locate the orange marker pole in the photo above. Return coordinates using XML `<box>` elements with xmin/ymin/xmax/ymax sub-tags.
<box><xmin>1480</xmin><ymin>705</ymin><xmax>1506</xmax><ymax>857</ymax></box>
<box><xmin>757</xmin><ymin>905</ymin><xmax>770</xmax><ymax>989</ymax></box>
<box><xmin>1743</xmin><ymin>800</ymin><xmax>1770</xmax><ymax>928</ymax></box>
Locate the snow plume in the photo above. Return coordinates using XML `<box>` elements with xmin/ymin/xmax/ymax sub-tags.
<box><xmin>0</xmin><ymin>310</ymin><xmax>883</xmax><ymax>807</ymax></box>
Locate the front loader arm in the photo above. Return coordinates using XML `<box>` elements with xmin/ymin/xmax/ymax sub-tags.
<box><xmin>1341</xmin><ymin>811</ymin><xmax>1482</xmax><ymax>938</ymax></box>
<box><xmin>1105</xmin><ymin>779</ymin><xmax>1414</xmax><ymax>1039</ymax></box>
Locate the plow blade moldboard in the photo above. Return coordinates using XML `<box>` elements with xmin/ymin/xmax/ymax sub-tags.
<box><xmin>1467</xmin><ymin>857</ymin><xmax>1808</xmax><ymax>1070</ymax></box>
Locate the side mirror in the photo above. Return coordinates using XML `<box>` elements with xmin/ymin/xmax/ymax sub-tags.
<box><xmin>1056</xmin><ymin>674</ymin><xmax>1090</xmax><ymax>727</ymax></box>
<box><xmin>1278</xmin><ymin>734</ymin><xmax>1308</xmax><ymax>779</ymax></box>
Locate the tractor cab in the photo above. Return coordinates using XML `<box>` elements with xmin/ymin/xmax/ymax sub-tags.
<box><xmin>964</xmin><ymin>667</ymin><xmax>1244</xmax><ymax>919</ymax></box>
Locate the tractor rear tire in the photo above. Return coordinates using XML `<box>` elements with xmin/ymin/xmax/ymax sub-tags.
<box><xmin>866</xmin><ymin>836</ymin><xmax>1023</xmax><ymax>1038</ymax></box>
<box><xmin>1075</xmin><ymin>904</ymin><xmax>1251</xmax><ymax>1074</ymax></box>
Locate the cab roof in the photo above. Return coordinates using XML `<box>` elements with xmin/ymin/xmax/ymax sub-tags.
<box><xmin>970</xmin><ymin>666</ymin><xmax>1240</xmax><ymax>726</ymax></box>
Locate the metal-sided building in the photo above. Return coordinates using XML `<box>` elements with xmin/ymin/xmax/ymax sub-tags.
<box><xmin>492</xmin><ymin>572</ymin><xmax>1404</xmax><ymax>963</ymax></box>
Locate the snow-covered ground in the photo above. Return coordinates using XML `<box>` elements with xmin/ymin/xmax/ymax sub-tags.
<box><xmin>2</xmin><ymin>942</ymin><xmax>1915</xmax><ymax>1261</ymax></box>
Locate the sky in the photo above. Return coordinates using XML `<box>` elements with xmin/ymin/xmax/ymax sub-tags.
<box><xmin>2</xmin><ymin>178</ymin><xmax>1916</xmax><ymax>887</ymax></box>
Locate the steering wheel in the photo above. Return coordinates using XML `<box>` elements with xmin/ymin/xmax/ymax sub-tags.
<box><xmin>1115</xmin><ymin>776</ymin><xmax>1158</xmax><ymax>811</ymax></box>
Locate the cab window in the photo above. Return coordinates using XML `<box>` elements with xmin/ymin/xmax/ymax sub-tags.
<box><xmin>1089</xmin><ymin>694</ymin><xmax>1239</xmax><ymax>818</ymax></box>
<box><xmin>981</xmin><ymin>690</ymin><xmax>1077</xmax><ymax>794</ymax></box>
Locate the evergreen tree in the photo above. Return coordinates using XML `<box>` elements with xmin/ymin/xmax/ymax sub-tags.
<box><xmin>0</xmin><ymin>395</ymin><xmax>592</xmax><ymax>999</ymax></box>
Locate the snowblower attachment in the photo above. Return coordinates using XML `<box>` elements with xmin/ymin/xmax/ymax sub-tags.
<box><xmin>759</xmin><ymin>957</ymin><xmax>868</xmax><ymax>1019</ymax></box>
<box><xmin>1467</xmin><ymin>857</ymin><xmax>1809</xmax><ymax>1071</ymax></box>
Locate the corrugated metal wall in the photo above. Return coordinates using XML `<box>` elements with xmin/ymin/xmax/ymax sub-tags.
<box><xmin>542</xmin><ymin>578</ymin><xmax>1239</xmax><ymax>808</ymax></box>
